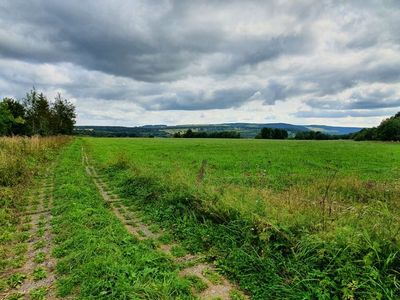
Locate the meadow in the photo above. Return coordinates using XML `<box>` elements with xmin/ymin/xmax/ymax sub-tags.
<box><xmin>1</xmin><ymin>137</ymin><xmax>399</xmax><ymax>299</ymax></box>
<box><xmin>85</xmin><ymin>138</ymin><xmax>400</xmax><ymax>299</ymax></box>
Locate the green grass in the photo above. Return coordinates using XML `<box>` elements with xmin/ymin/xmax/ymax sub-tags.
<box><xmin>202</xmin><ymin>268</ymin><xmax>223</xmax><ymax>285</ymax></box>
<box><xmin>184</xmin><ymin>275</ymin><xmax>208</xmax><ymax>293</ymax></box>
<box><xmin>32</xmin><ymin>267</ymin><xmax>47</xmax><ymax>281</ymax></box>
<box><xmin>7</xmin><ymin>272</ymin><xmax>26</xmax><ymax>288</ymax></box>
<box><xmin>34</xmin><ymin>252</ymin><xmax>46</xmax><ymax>264</ymax></box>
<box><xmin>30</xmin><ymin>287</ymin><xmax>47</xmax><ymax>300</ymax></box>
<box><xmin>52</xmin><ymin>140</ymin><xmax>194</xmax><ymax>299</ymax></box>
<box><xmin>0</xmin><ymin>136</ymin><xmax>70</xmax><ymax>295</ymax></box>
<box><xmin>84</xmin><ymin>137</ymin><xmax>400</xmax><ymax>299</ymax></box>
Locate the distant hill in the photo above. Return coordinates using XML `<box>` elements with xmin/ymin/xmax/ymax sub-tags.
<box><xmin>75</xmin><ymin>123</ymin><xmax>363</xmax><ymax>138</ymax></box>
<box><xmin>305</xmin><ymin>125</ymin><xmax>364</xmax><ymax>135</ymax></box>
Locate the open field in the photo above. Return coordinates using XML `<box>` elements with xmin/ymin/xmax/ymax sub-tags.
<box><xmin>84</xmin><ymin>138</ymin><xmax>400</xmax><ymax>299</ymax></box>
<box><xmin>1</xmin><ymin>137</ymin><xmax>399</xmax><ymax>299</ymax></box>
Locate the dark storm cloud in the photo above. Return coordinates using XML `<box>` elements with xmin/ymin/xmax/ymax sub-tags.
<box><xmin>0</xmin><ymin>0</ymin><xmax>399</xmax><ymax>124</ymax></box>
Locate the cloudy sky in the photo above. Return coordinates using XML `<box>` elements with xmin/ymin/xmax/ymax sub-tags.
<box><xmin>1</xmin><ymin>0</ymin><xmax>399</xmax><ymax>127</ymax></box>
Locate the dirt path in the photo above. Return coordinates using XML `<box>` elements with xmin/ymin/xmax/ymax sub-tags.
<box><xmin>82</xmin><ymin>150</ymin><xmax>248</xmax><ymax>300</ymax></box>
<box><xmin>1</xmin><ymin>169</ymin><xmax>58</xmax><ymax>300</ymax></box>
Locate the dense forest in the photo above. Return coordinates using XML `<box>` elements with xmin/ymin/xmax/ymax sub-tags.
<box><xmin>0</xmin><ymin>89</ymin><xmax>76</xmax><ymax>136</ymax></box>
<box><xmin>352</xmin><ymin>112</ymin><xmax>400</xmax><ymax>141</ymax></box>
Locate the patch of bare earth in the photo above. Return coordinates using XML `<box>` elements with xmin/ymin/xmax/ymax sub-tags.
<box><xmin>83</xmin><ymin>150</ymin><xmax>248</xmax><ymax>300</ymax></box>
<box><xmin>1</xmin><ymin>169</ymin><xmax>58</xmax><ymax>300</ymax></box>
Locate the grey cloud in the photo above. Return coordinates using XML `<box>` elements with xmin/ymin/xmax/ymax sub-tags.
<box><xmin>306</xmin><ymin>88</ymin><xmax>400</xmax><ymax>110</ymax></box>
<box><xmin>0</xmin><ymin>1</ymin><xmax>318</xmax><ymax>82</ymax></box>
<box><xmin>293</xmin><ymin>109</ymin><xmax>398</xmax><ymax>118</ymax></box>
<box><xmin>144</xmin><ymin>87</ymin><xmax>257</xmax><ymax>110</ymax></box>
<box><xmin>0</xmin><ymin>0</ymin><xmax>400</xmax><ymax>125</ymax></box>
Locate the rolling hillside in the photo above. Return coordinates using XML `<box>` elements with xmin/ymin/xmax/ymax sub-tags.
<box><xmin>75</xmin><ymin>123</ymin><xmax>363</xmax><ymax>138</ymax></box>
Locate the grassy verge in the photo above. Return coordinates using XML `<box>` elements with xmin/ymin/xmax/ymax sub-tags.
<box><xmin>52</xmin><ymin>139</ymin><xmax>194</xmax><ymax>299</ymax></box>
<box><xmin>85</xmin><ymin>138</ymin><xmax>400</xmax><ymax>299</ymax></box>
<box><xmin>0</xmin><ymin>136</ymin><xmax>69</xmax><ymax>294</ymax></box>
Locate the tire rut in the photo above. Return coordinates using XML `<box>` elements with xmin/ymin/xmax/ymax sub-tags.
<box><xmin>1</xmin><ymin>169</ymin><xmax>58</xmax><ymax>300</ymax></box>
<box><xmin>82</xmin><ymin>150</ymin><xmax>248</xmax><ymax>300</ymax></box>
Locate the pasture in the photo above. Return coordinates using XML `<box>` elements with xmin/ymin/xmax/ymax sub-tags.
<box><xmin>1</xmin><ymin>137</ymin><xmax>399</xmax><ymax>299</ymax></box>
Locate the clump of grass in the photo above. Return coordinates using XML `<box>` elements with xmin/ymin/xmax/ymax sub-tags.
<box><xmin>32</xmin><ymin>267</ymin><xmax>47</xmax><ymax>281</ymax></box>
<box><xmin>230</xmin><ymin>289</ymin><xmax>247</xmax><ymax>300</ymax></box>
<box><xmin>0</xmin><ymin>278</ymin><xmax>7</xmax><ymax>291</ymax></box>
<box><xmin>36</xmin><ymin>228</ymin><xmax>45</xmax><ymax>237</ymax></box>
<box><xmin>6</xmin><ymin>292</ymin><xmax>24</xmax><ymax>300</ymax></box>
<box><xmin>202</xmin><ymin>268</ymin><xmax>223</xmax><ymax>285</ymax></box>
<box><xmin>184</xmin><ymin>275</ymin><xmax>208</xmax><ymax>292</ymax></box>
<box><xmin>158</xmin><ymin>233</ymin><xmax>174</xmax><ymax>244</ymax></box>
<box><xmin>170</xmin><ymin>245</ymin><xmax>187</xmax><ymax>258</ymax></box>
<box><xmin>34</xmin><ymin>251</ymin><xmax>46</xmax><ymax>263</ymax></box>
<box><xmin>33</xmin><ymin>240</ymin><xmax>46</xmax><ymax>250</ymax></box>
<box><xmin>20</xmin><ymin>223</ymin><xmax>31</xmax><ymax>232</ymax></box>
<box><xmin>149</xmin><ymin>224</ymin><xmax>161</xmax><ymax>233</ymax></box>
<box><xmin>30</xmin><ymin>287</ymin><xmax>47</xmax><ymax>300</ymax></box>
<box><xmin>7</xmin><ymin>272</ymin><xmax>26</xmax><ymax>288</ymax></box>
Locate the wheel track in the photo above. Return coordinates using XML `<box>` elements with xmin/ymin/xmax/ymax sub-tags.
<box><xmin>82</xmin><ymin>149</ymin><xmax>248</xmax><ymax>300</ymax></box>
<box><xmin>0</xmin><ymin>169</ymin><xmax>58</xmax><ymax>300</ymax></box>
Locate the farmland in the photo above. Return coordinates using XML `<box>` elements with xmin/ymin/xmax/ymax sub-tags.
<box><xmin>1</xmin><ymin>137</ymin><xmax>399</xmax><ymax>299</ymax></box>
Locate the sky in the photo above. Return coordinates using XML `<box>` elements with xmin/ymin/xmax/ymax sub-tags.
<box><xmin>1</xmin><ymin>0</ymin><xmax>399</xmax><ymax>127</ymax></box>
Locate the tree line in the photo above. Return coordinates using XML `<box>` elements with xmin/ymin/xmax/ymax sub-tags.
<box><xmin>255</xmin><ymin>127</ymin><xmax>288</xmax><ymax>139</ymax></box>
<box><xmin>352</xmin><ymin>112</ymin><xmax>400</xmax><ymax>141</ymax></box>
<box><xmin>254</xmin><ymin>111</ymin><xmax>400</xmax><ymax>141</ymax></box>
<box><xmin>173</xmin><ymin>129</ymin><xmax>240</xmax><ymax>138</ymax></box>
<box><xmin>0</xmin><ymin>89</ymin><xmax>76</xmax><ymax>136</ymax></box>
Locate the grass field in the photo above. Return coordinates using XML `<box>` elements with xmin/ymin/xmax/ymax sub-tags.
<box><xmin>1</xmin><ymin>137</ymin><xmax>399</xmax><ymax>299</ymax></box>
<box><xmin>84</xmin><ymin>138</ymin><xmax>400</xmax><ymax>299</ymax></box>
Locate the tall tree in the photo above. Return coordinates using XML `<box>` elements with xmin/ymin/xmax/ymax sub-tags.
<box><xmin>2</xmin><ymin>97</ymin><xmax>26</xmax><ymax>135</ymax></box>
<box><xmin>23</xmin><ymin>88</ymin><xmax>39</xmax><ymax>135</ymax></box>
<box><xmin>23</xmin><ymin>89</ymin><xmax>52</xmax><ymax>135</ymax></box>
<box><xmin>51</xmin><ymin>93</ymin><xmax>76</xmax><ymax>134</ymax></box>
<box><xmin>0</xmin><ymin>102</ymin><xmax>14</xmax><ymax>135</ymax></box>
